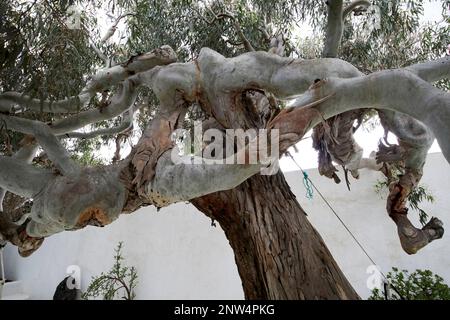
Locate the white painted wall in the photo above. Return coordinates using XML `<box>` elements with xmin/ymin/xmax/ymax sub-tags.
<box><xmin>3</xmin><ymin>152</ymin><xmax>450</xmax><ymax>299</ymax></box>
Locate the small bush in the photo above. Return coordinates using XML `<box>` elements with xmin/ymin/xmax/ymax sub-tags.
<box><xmin>369</xmin><ymin>267</ymin><xmax>450</xmax><ymax>300</ymax></box>
<box><xmin>82</xmin><ymin>242</ymin><xmax>138</xmax><ymax>300</ymax></box>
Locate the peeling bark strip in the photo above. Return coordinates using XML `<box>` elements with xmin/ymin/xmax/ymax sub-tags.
<box><xmin>290</xmin><ymin>70</ymin><xmax>449</xmax><ymax>254</ymax></box>
<box><xmin>131</xmin><ymin>111</ymin><xmax>183</xmax><ymax>193</ymax></box>
<box><xmin>387</xmin><ymin>171</ymin><xmax>444</xmax><ymax>255</ymax></box>
<box><xmin>119</xmin><ymin>110</ymin><xmax>185</xmax><ymax>212</ymax></box>
<box><xmin>312</xmin><ymin>110</ymin><xmax>366</xmax><ymax>183</ymax></box>
<box><xmin>75</xmin><ymin>207</ymin><xmax>110</xmax><ymax>229</ymax></box>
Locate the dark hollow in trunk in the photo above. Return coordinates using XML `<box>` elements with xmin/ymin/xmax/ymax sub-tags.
<box><xmin>192</xmin><ymin>171</ymin><xmax>359</xmax><ymax>299</ymax></box>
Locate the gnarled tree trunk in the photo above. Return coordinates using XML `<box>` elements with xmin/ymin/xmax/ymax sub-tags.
<box><xmin>192</xmin><ymin>172</ymin><xmax>359</xmax><ymax>300</ymax></box>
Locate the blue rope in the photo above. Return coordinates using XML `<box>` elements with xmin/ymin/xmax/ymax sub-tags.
<box><xmin>302</xmin><ymin>171</ymin><xmax>314</xmax><ymax>200</ymax></box>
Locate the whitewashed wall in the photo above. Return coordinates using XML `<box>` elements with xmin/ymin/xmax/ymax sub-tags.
<box><xmin>3</xmin><ymin>152</ymin><xmax>450</xmax><ymax>299</ymax></box>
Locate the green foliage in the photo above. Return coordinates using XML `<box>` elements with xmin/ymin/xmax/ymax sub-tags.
<box><xmin>66</xmin><ymin>137</ymin><xmax>104</xmax><ymax>166</ymax></box>
<box><xmin>0</xmin><ymin>0</ymin><xmax>98</xmax><ymax>98</ymax></box>
<box><xmin>121</xmin><ymin>0</ymin><xmax>324</xmax><ymax>60</ymax></box>
<box><xmin>1</xmin><ymin>0</ymin><xmax>448</xmax><ymax>161</ymax></box>
<box><xmin>409</xmin><ymin>184</ymin><xmax>435</xmax><ymax>225</ymax></box>
<box><xmin>373</xmin><ymin>178</ymin><xmax>389</xmax><ymax>195</ymax></box>
<box><xmin>374</xmin><ymin>179</ymin><xmax>434</xmax><ymax>226</ymax></box>
<box><xmin>341</xmin><ymin>0</ymin><xmax>450</xmax><ymax>76</ymax></box>
<box><xmin>82</xmin><ymin>242</ymin><xmax>138</xmax><ymax>300</ymax></box>
<box><xmin>369</xmin><ymin>267</ymin><xmax>450</xmax><ymax>300</ymax></box>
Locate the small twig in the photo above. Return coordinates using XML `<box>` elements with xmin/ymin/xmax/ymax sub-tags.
<box><xmin>258</xmin><ymin>26</ymin><xmax>271</xmax><ymax>44</ymax></box>
<box><xmin>194</xmin><ymin>6</ymin><xmax>254</xmax><ymax>52</ymax></box>
<box><xmin>224</xmin><ymin>39</ymin><xmax>243</xmax><ymax>47</ymax></box>
<box><xmin>343</xmin><ymin>0</ymin><xmax>371</xmax><ymax>18</ymax></box>
<box><xmin>0</xmin><ymin>121</ymin><xmax>13</xmax><ymax>156</ymax></box>
<box><xmin>112</xmin><ymin>128</ymin><xmax>132</xmax><ymax>163</ymax></box>
<box><xmin>100</xmin><ymin>13</ymin><xmax>135</xmax><ymax>44</ymax></box>
<box><xmin>105</xmin><ymin>275</ymin><xmax>132</xmax><ymax>300</ymax></box>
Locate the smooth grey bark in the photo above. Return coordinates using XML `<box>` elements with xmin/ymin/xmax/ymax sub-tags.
<box><xmin>323</xmin><ymin>0</ymin><xmax>344</xmax><ymax>58</ymax></box>
<box><xmin>0</xmin><ymin>50</ymin><xmax>448</xmax><ymax>229</ymax></box>
<box><xmin>64</xmin><ymin>102</ymin><xmax>138</xmax><ymax>139</ymax></box>
<box><xmin>0</xmin><ymin>46</ymin><xmax>177</xmax><ymax>114</ymax></box>
<box><xmin>0</xmin><ymin>142</ymin><xmax>38</xmax><ymax>212</ymax></box>
<box><xmin>322</xmin><ymin>0</ymin><xmax>370</xmax><ymax>58</ymax></box>
<box><xmin>52</xmin><ymin>80</ymin><xmax>138</xmax><ymax>136</ymax></box>
<box><xmin>291</xmin><ymin>69</ymin><xmax>450</xmax><ymax>163</ymax></box>
<box><xmin>317</xmin><ymin>0</ymin><xmax>442</xmax><ymax>255</ymax></box>
<box><xmin>0</xmin><ymin>46</ymin><xmax>448</xmax><ymax>259</ymax></box>
<box><xmin>0</xmin><ymin>157</ymin><xmax>54</xmax><ymax>198</ymax></box>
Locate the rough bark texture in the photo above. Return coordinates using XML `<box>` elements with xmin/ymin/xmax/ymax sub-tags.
<box><xmin>192</xmin><ymin>172</ymin><xmax>359</xmax><ymax>300</ymax></box>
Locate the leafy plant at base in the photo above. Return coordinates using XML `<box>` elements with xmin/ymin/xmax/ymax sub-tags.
<box><xmin>82</xmin><ymin>242</ymin><xmax>138</xmax><ymax>300</ymax></box>
<box><xmin>369</xmin><ymin>267</ymin><xmax>450</xmax><ymax>300</ymax></box>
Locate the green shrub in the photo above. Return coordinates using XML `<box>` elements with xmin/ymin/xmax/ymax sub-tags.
<box><xmin>82</xmin><ymin>242</ymin><xmax>138</xmax><ymax>300</ymax></box>
<box><xmin>369</xmin><ymin>267</ymin><xmax>450</xmax><ymax>300</ymax></box>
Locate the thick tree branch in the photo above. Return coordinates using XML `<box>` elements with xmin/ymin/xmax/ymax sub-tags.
<box><xmin>0</xmin><ymin>137</ymin><xmax>38</xmax><ymax>212</ymax></box>
<box><xmin>64</xmin><ymin>104</ymin><xmax>136</xmax><ymax>140</ymax></box>
<box><xmin>0</xmin><ymin>92</ymin><xmax>91</xmax><ymax>114</ymax></box>
<box><xmin>65</xmin><ymin>116</ymin><xmax>132</xmax><ymax>140</ymax></box>
<box><xmin>51</xmin><ymin>80</ymin><xmax>137</xmax><ymax>136</ymax></box>
<box><xmin>141</xmin><ymin>49</ymin><xmax>447</xmax><ymax>139</ymax></box>
<box><xmin>146</xmin><ymin>149</ymin><xmax>263</xmax><ymax>207</ymax></box>
<box><xmin>323</xmin><ymin>0</ymin><xmax>344</xmax><ymax>58</ymax></box>
<box><xmin>0</xmin><ymin>115</ymin><xmax>80</xmax><ymax>176</ymax></box>
<box><xmin>0</xmin><ymin>46</ymin><xmax>177</xmax><ymax>114</ymax></box>
<box><xmin>0</xmin><ymin>156</ymin><xmax>54</xmax><ymax>198</ymax></box>
<box><xmin>406</xmin><ymin>56</ymin><xmax>450</xmax><ymax>83</ymax></box>
<box><xmin>322</xmin><ymin>0</ymin><xmax>370</xmax><ymax>57</ymax></box>
<box><xmin>84</xmin><ymin>47</ymin><xmax>177</xmax><ymax>94</ymax></box>
<box><xmin>287</xmin><ymin>71</ymin><xmax>449</xmax><ymax>160</ymax></box>
<box><xmin>1</xmin><ymin>47</ymin><xmax>448</xmax><ymax>257</ymax></box>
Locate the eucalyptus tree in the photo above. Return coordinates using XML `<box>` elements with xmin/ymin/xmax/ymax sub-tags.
<box><xmin>0</xmin><ymin>0</ymin><xmax>449</xmax><ymax>299</ymax></box>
